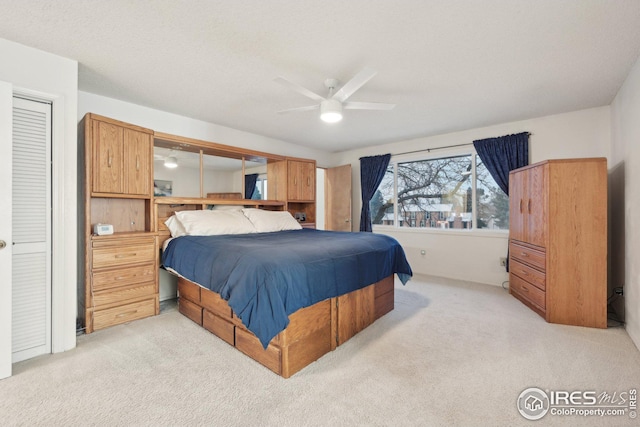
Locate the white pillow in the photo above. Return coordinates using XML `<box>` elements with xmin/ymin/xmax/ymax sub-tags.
<box><xmin>175</xmin><ymin>209</ymin><xmax>256</xmax><ymax>236</ymax></box>
<box><xmin>242</xmin><ymin>208</ymin><xmax>302</xmax><ymax>233</ymax></box>
<box><xmin>164</xmin><ymin>215</ymin><xmax>187</xmax><ymax>238</ymax></box>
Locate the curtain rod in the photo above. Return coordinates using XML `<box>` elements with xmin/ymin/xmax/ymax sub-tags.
<box><xmin>392</xmin><ymin>142</ymin><xmax>473</xmax><ymax>157</ymax></box>
<box><xmin>391</xmin><ymin>132</ymin><xmax>532</xmax><ymax>157</ymax></box>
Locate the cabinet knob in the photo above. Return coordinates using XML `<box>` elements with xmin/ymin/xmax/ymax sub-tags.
<box><xmin>0</xmin><ymin>240</ymin><xmax>6</xmax><ymax>249</ymax></box>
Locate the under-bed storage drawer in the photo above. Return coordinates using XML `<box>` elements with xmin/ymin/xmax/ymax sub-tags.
<box><xmin>374</xmin><ymin>276</ymin><xmax>394</xmax><ymax>319</ymax></box>
<box><xmin>179</xmin><ymin>297</ymin><xmax>203</xmax><ymax>325</ymax></box>
<box><xmin>235</xmin><ymin>327</ymin><xmax>282</xmax><ymax>375</ymax></box>
<box><xmin>201</xmin><ymin>288</ymin><xmax>233</xmax><ymax>319</ymax></box>
<box><xmin>203</xmin><ymin>309</ymin><xmax>235</xmax><ymax>346</ymax></box>
<box><xmin>93</xmin><ymin>298</ymin><xmax>156</xmax><ymax>331</ymax></box>
<box><xmin>178</xmin><ymin>277</ymin><xmax>201</xmax><ymax>303</ymax></box>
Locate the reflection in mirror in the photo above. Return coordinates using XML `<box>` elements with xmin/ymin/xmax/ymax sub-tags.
<box><xmin>154</xmin><ymin>147</ymin><xmax>201</xmax><ymax>197</ymax></box>
<box><xmin>202</xmin><ymin>155</ymin><xmax>244</xmax><ymax>197</ymax></box>
<box><xmin>244</xmin><ymin>160</ymin><xmax>267</xmax><ymax>200</ymax></box>
<box><xmin>154</xmin><ymin>145</ymin><xmax>270</xmax><ymax>199</ymax></box>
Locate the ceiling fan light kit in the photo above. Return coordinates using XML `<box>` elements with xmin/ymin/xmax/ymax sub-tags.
<box><xmin>320</xmin><ymin>99</ymin><xmax>343</xmax><ymax>123</ymax></box>
<box><xmin>275</xmin><ymin>67</ymin><xmax>395</xmax><ymax>123</ymax></box>
<box><xmin>164</xmin><ymin>156</ymin><xmax>178</xmax><ymax>168</ymax></box>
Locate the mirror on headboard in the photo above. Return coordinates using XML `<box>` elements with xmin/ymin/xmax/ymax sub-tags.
<box><xmin>154</xmin><ymin>134</ymin><xmax>276</xmax><ymax>200</ymax></box>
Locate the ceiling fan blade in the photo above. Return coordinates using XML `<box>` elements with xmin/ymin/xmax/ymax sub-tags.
<box><xmin>274</xmin><ymin>77</ymin><xmax>326</xmax><ymax>102</ymax></box>
<box><xmin>332</xmin><ymin>67</ymin><xmax>378</xmax><ymax>103</ymax></box>
<box><xmin>343</xmin><ymin>101</ymin><xmax>396</xmax><ymax>110</ymax></box>
<box><xmin>276</xmin><ymin>105</ymin><xmax>320</xmax><ymax>114</ymax></box>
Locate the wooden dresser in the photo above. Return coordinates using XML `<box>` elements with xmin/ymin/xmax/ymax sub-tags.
<box><xmin>80</xmin><ymin>114</ymin><xmax>159</xmax><ymax>333</ymax></box>
<box><xmin>508</xmin><ymin>158</ymin><xmax>607</xmax><ymax>328</ymax></box>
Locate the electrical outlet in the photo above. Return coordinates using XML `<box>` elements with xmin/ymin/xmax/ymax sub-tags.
<box><xmin>499</xmin><ymin>257</ymin><xmax>507</xmax><ymax>267</ymax></box>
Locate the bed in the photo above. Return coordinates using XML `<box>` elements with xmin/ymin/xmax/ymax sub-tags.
<box><xmin>158</xmin><ymin>204</ymin><xmax>412</xmax><ymax>377</ymax></box>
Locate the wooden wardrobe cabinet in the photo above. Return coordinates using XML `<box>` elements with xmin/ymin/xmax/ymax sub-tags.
<box><xmin>508</xmin><ymin>158</ymin><xmax>607</xmax><ymax>328</ymax></box>
<box><xmin>80</xmin><ymin>113</ymin><xmax>158</xmax><ymax>333</ymax></box>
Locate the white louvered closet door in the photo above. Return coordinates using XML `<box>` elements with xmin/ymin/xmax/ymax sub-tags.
<box><xmin>12</xmin><ymin>97</ymin><xmax>51</xmax><ymax>363</ymax></box>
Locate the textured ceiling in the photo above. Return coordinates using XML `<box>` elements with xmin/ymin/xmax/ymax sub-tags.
<box><xmin>2</xmin><ymin>1</ymin><xmax>640</xmax><ymax>152</ymax></box>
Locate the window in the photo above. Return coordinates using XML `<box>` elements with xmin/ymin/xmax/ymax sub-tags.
<box><xmin>370</xmin><ymin>151</ymin><xmax>509</xmax><ymax>230</ymax></box>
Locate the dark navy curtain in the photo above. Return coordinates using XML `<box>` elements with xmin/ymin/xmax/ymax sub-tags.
<box><xmin>359</xmin><ymin>154</ymin><xmax>391</xmax><ymax>232</ymax></box>
<box><xmin>473</xmin><ymin>132</ymin><xmax>529</xmax><ymax>272</ymax></box>
<box><xmin>473</xmin><ymin>132</ymin><xmax>529</xmax><ymax>196</ymax></box>
<box><xmin>245</xmin><ymin>174</ymin><xmax>259</xmax><ymax>199</ymax></box>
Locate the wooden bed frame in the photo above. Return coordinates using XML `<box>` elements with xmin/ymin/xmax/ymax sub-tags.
<box><xmin>154</xmin><ymin>196</ymin><xmax>395</xmax><ymax>377</ymax></box>
<box><xmin>177</xmin><ymin>274</ymin><xmax>394</xmax><ymax>378</ymax></box>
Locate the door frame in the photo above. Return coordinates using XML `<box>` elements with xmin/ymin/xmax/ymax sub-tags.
<box><xmin>0</xmin><ymin>86</ymin><xmax>76</xmax><ymax>379</ymax></box>
<box><xmin>15</xmin><ymin>87</ymin><xmax>73</xmax><ymax>355</ymax></box>
<box><xmin>0</xmin><ymin>81</ymin><xmax>13</xmax><ymax>379</ymax></box>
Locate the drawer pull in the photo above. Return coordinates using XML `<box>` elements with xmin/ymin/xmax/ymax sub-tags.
<box><xmin>521</xmin><ymin>285</ymin><xmax>528</xmax><ymax>292</ymax></box>
<box><xmin>521</xmin><ymin>270</ymin><xmax>529</xmax><ymax>276</ymax></box>
<box><xmin>115</xmin><ymin>252</ymin><xmax>137</xmax><ymax>258</ymax></box>
<box><xmin>116</xmin><ymin>310</ymin><xmax>138</xmax><ymax>318</ymax></box>
<box><xmin>521</xmin><ymin>252</ymin><xmax>528</xmax><ymax>257</ymax></box>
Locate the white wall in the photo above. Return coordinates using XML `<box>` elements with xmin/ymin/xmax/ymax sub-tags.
<box><xmin>332</xmin><ymin>107</ymin><xmax>611</xmax><ymax>286</ymax></box>
<box><xmin>0</xmin><ymin>38</ymin><xmax>78</xmax><ymax>366</ymax></box>
<box><xmin>611</xmin><ymin>54</ymin><xmax>640</xmax><ymax>351</ymax></box>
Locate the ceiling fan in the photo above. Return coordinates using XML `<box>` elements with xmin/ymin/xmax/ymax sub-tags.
<box><xmin>274</xmin><ymin>67</ymin><xmax>395</xmax><ymax>123</ymax></box>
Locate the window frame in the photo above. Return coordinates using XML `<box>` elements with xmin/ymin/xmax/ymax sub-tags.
<box><xmin>371</xmin><ymin>145</ymin><xmax>509</xmax><ymax>236</ymax></box>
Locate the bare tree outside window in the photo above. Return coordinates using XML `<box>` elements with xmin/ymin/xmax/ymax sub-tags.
<box><xmin>476</xmin><ymin>155</ymin><xmax>509</xmax><ymax>229</ymax></box>
<box><xmin>370</xmin><ymin>152</ymin><xmax>509</xmax><ymax>230</ymax></box>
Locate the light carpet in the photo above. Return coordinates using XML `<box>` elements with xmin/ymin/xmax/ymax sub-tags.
<box><xmin>1</xmin><ymin>275</ymin><xmax>639</xmax><ymax>426</ymax></box>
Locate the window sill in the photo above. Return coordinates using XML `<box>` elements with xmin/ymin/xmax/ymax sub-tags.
<box><xmin>372</xmin><ymin>225</ymin><xmax>509</xmax><ymax>239</ymax></box>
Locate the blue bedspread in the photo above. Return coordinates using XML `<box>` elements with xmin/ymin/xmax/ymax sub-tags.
<box><xmin>162</xmin><ymin>228</ymin><xmax>412</xmax><ymax>348</ymax></box>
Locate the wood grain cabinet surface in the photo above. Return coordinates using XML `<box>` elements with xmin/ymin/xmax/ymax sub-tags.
<box><xmin>287</xmin><ymin>160</ymin><xmax>315</xmax><ymax>201</ymax></box>
<box><xmin>508</xmin><ymin>158</ymin><xmax>607</xmax><ymax>328</ymax></box>
<box><xmin>268</xmin><ymin>158</ymin><xmax>317</xmax><ymax>226</ymax></box>
<box><xmin>80</xmin><ymin>113</ymin><xmax>158</xmax><ymax>333</ymax></box>
<box><xmin>91</xmin><ymin>117</ymin><xmax>153</xmax><ymax>197</ymax></box>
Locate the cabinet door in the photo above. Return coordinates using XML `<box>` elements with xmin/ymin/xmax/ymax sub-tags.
<box><xmin>92</xmin><ymin>120</ymin><xmax>123</xmax><ymax>194</ymax></box>
<box><xmin>124</xmin><ymin>128</ymin><xmax>152</xmax><ymax>196</ymax></box>
<box><xmin>526</xmin><ymin>164</ymin><xmax>546</xmax><ymax>247</ymax></box>
<box><xmin>509</xmin><ymin>170</ymin><xmax>526</xmax><ymax>242</ymax></box>
<box><xmin>287</xmin><ymin>160</ymin><xmax>315</xmax><ymax>200</ymax></box>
